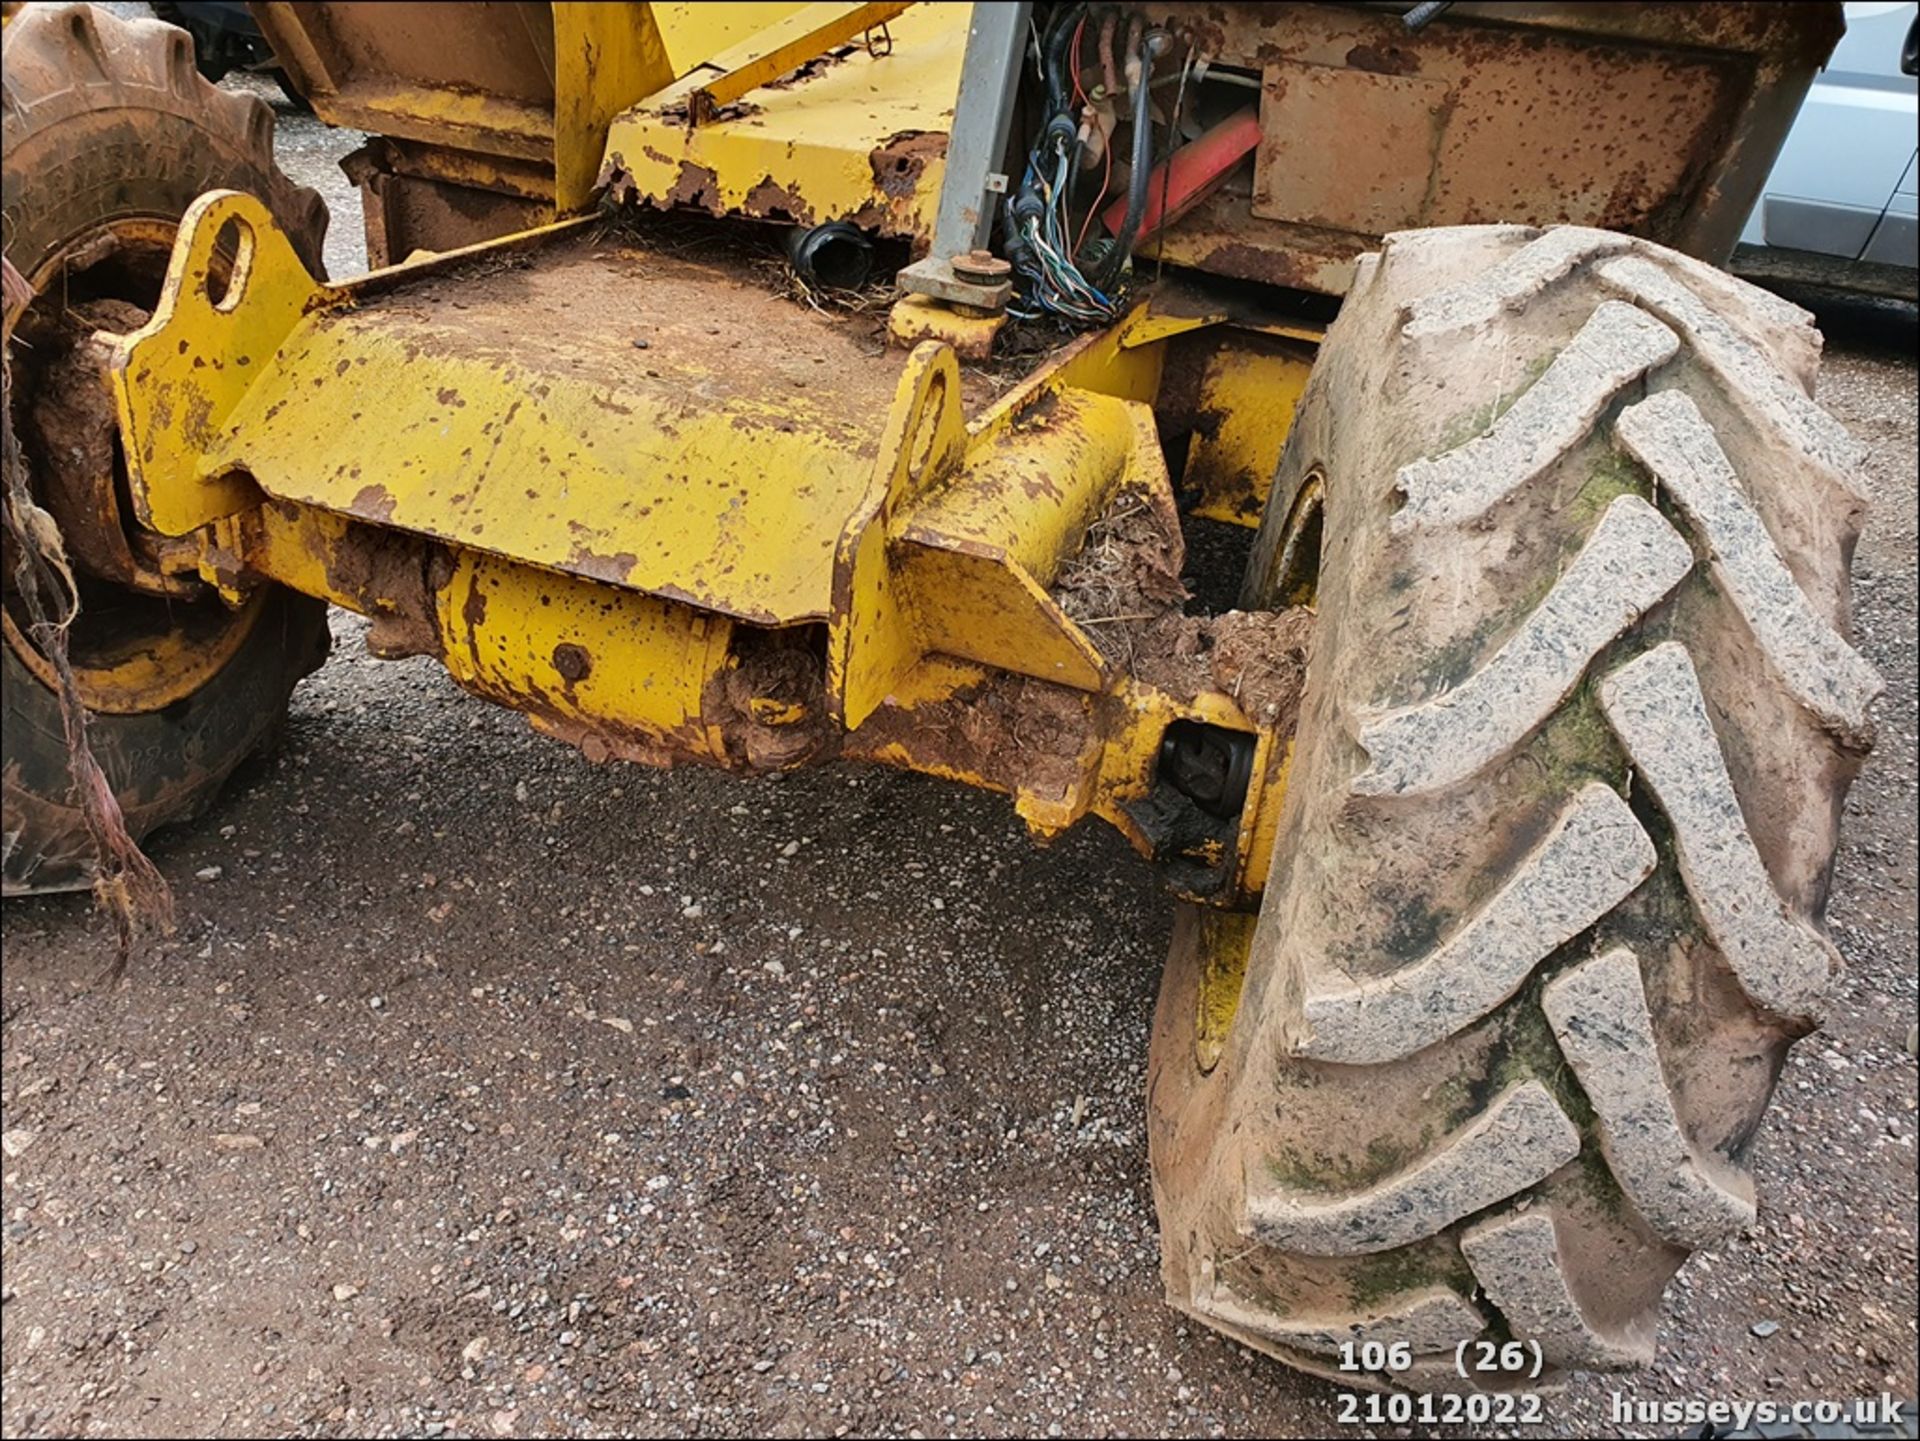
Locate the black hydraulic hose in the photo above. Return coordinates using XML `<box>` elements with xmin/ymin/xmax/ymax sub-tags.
<box><xmin>1092</xmin><ymin>30</ymin><xmax>1164</xmax><ymax>289</ymax></box>
<box><xmin>1043</xmin><ymin>2</ymin><xmax>1086</xmax><ymax>117</ymax></box>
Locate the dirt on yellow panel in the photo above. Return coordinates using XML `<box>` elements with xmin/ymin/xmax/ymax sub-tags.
<box><xmin>215</xmin><ymin>231</ymin><xmax>996</xmax><ymax>626</ymax></box>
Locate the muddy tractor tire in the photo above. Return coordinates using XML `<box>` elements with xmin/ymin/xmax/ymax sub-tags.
<box><xmin>2</xmin><ymin>2</ymin><xmax>330</xmax><ymax>895</ymax></box>
<box><xmin>1149</xmin><ymin>225</ymin><xmax>1879</xmax><ymax>1387</ymax></box>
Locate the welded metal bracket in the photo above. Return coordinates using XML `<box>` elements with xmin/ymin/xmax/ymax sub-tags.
<box><xmin>109</xmin><ymin>190</ymin><xmax>322</xmax><ymax>536</ymax></box>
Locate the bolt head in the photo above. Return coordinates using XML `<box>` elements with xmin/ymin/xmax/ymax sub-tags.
<box><xmin>951</xmin><ymin>249</ymin><xmax>1012</xmax><ymax>284</ymax></box>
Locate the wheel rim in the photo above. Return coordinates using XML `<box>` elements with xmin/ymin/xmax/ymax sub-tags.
<box><xmin>1252</xmin><ymin>468</ymin><xmax>1324</xmax><ymax>610</ymax></box>
<box><xmin>3</xmin><ymin>215</ymin><xmax>264</xmax><ymax>715</ymax></box>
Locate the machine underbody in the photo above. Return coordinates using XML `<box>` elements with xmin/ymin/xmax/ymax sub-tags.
<box><xmin>69</xmin><ymin>0</ymin><xmax>1838</xmax><ymax>910</ymax></box>
<box><xmin>109</xmin><ymin>192</ymin><xmax>1316</xmax><ymax>906</ymax></box>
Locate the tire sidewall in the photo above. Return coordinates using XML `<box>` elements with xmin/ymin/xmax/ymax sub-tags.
<box><xmin>2</xmin><ymin>11</ymin><xmax>329</xmax><ymax>891</ymax></box>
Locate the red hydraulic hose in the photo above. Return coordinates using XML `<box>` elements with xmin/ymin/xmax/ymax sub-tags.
<box><xmin>1101</xmin><ymin>105</ymin><xmax>1261</xmax><ymax>242</ymax></box>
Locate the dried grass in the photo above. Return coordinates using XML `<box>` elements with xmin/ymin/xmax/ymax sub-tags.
<box><xmin>1054</xmin><ymin>491</ymin><xmax>1189</xmax><ymax>665</ymax></box>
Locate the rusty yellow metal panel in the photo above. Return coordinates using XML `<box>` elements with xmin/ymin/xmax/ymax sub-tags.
<box><xmin>254</xmin><ymin>2</ymin><xmax>817</xmax><ymax>222</ymax></box>
<box><xmin>1184</xmin><ymin>341</ymin><xmax>1313</xmax><ymax>527</ymax></box>
<box><xmin>118</xmin><ymin>205</ymin><xmax>920</xmax><ymax>627</ymax></box>
<box><xmin>832</xmin><ymin>358</ymin><xmax>1185</xmax><ymax>722</ymax></box>
<box><xmin>215</xmin><ymin>503</ymin><xmax>735</xmax><ymax>759</ymax></box>
<box><xmin>550</xmin><ymin>4</ymin><xmax>676</xmax><ymax>213</ymax></box>
<box><xmin>603</xmin><ymin>2</ymin><xmax>969</xmax><ymax>241</ymax></box>
<box><xmin>251</xmin><ymin>2</ymin><xmax>560</xmax><ymax>162</ymax></box>
<box><xmin>888</xmin><ymin>384</ymin><xmax>1168</xmax><ymax>695</ymax></box>
<box><xmin>895</xmin><ymin>547</ymin><xmax>1106</xmax><ymax>693</ymax></box>
<box><xmin>976</xmin><ymin>315</ymin><xmax>1166</xmax><ymax>423</ymax></box>
<box><xmin>226</xmin><ymin>315</ymin><xmax>876</xmax><ymax>624</ymax></box>
<box><xmin>437</xmin><ymin>549</ymin><xmax>733</xmax><ymax>759</ymax></box>
<box><xmin>827</xmin><ymin>342</ymin><xmax>965</xmax><ymax>729</ymax></box>
<box><xmin>846</xmin><ymin>643</ymin><xmax>1283</xmax><ymax>907</ymax></box>
<box><xmin>903</xmin><ymin>386</ymin><xmax>1146</xmax><ymax>581</ymax></box>
<box><xmin>843</xmin><ymin>655</ymin><xmax>1099</xmax><ymax>834</ymax></box>
<box><xmin>886</xmin><ymin>295</ymin><xmax>1007</xmax><ymax>361</ymax></box>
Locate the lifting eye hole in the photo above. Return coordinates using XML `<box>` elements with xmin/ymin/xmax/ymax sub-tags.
<box><xmin>206</xmin><ymin>214</ymin><xmax>255</xmax><ymax>313</ymax></box>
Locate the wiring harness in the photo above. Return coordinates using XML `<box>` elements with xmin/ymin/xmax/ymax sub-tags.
<box><xmin>1005</xmin><ymin>5</ymin><xmax>1179</xmax><ymax>325</ymax></box>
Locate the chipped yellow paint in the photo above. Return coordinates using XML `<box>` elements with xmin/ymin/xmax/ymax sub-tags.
<box><xmin>886</xmin><ymin>295</ymin><xmax>1008</xmax><ymax>360</ymax></box>
<box><xmin>891</xmin><ymin>385</ymin><xmax>1162</xmax><ymax>694</ymax></box>
<box><xmin>212</xmin><ymin>502</ymin><xmax>734</xmax><ymax>762</ymax></box>
<box><xmin>110</xmin><ymin>191</ymin><xmax>314</xmax><ymax>536</ymax></box>
<box><xmin>605</xmin><ymin>2</ymin><xmax>970</xmax><ymax>240</ymax></box>
<box><xmin>980</xmin><ymin>316</ymin><xmax>1167</xmax><ymax>420</ymax></box>
<box><xmin>750</xmin><ymin>697</ymin><xmax>811</xmax><ymax>727</ymax></box>
<box><xmin>436</xmin><ymin>549</ymin><xmax>733</xmax><ymax>759</ymax></box>
<box><xmin>827</xmin><ymin>341</ymin><xmax>964</xmax><ymax>727</ymax></box>
<box><xmin>118</xmin><ymin>199</ymin><xmax>893</xmax><ymax>629</ymax></box>
<box><xmin>551</xmin><ymin>4</ymin><xmax>678</xmax><ymax>213</ymax></box>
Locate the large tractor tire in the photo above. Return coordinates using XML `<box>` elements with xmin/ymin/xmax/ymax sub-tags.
<box><xmin>1149</xmin><ymin>225</ymin><xmax>1879</xmax><ymax>1387</ymax></box>
<box><xmin>2</xmin><ymin>2</ymin><xmax>330</xmax><ymax>895</ymax></box>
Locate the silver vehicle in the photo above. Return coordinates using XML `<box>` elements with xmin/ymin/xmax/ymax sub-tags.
<box><xmin>1737</xmin><ymin>0</ymin><xmax>1919</xmax><ymax>297</ymax></box>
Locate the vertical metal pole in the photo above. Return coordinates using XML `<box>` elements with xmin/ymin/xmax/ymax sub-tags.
<box><xmin>898</xmin><ymin>1</ymin><xmax>1031</xmax><ymax>304</ymax></box>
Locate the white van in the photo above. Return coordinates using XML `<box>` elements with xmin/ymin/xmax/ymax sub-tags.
<box><xmin>1735</xmin><ymin>0</ymin><xmax>1918</xmax><ymax>297</ymax></box>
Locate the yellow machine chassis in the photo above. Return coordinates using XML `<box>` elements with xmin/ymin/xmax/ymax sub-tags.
<box><xmin>102</xmin><ymin>191</ymin><xmax>1319</xmax><ymax>906</ymax></box>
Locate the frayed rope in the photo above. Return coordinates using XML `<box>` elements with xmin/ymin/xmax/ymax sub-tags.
<box><xmin>3</xmin><ymin>252</ymin><xmax>174</xmax><ymax>983</ymax></box>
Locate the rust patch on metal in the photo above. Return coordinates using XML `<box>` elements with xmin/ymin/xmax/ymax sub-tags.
<box><xmin>551</xmin><ymin>641</ymin><xmax>592</xmax><ymax>684</ymax></box>
<box><xmin>596</xmin><ymin>152</ymin><xmax>635</xmax><ymax>205</ymax></box>
<box><xmin>1129</xmin><ymin>3</ymin><xmax>1834</xmax><ymax>295</ymax></box>
<box><xmin>763</xmin><ymin>47</ymin><xmax>851</xmax><ymax>91</ymax></box>
<box><xmin>1344</xmin><ymin>42</ymin><xmax>1418</xmax><ymax>76</ymax></box>
<box><xmin>349</xmin><ymin>483</ymin><xmax>399</xmax><ymax>522</ymax></box>
<box><xmin>742</xmin><ymin>176</ymin><xmax>817</xmax><ymax>226</ymax></box>
<box><xmin>562</xmin><ymin>546</ymin><xmax>641</xmax><ymax>588</ymax></box>
<box><xmin>665</xmin><ymin>162</ymin><xmax>724</xmax><ymax>215</ymax></box>
<box><xmin>305</xmin><ymin>518</ymin><xmax>448</xmax><ymax>662</ymax></box>
<box><xmin>869</xmin><ymin>130</ymin><xmax>946</xmax><ymax>200</ymax></box>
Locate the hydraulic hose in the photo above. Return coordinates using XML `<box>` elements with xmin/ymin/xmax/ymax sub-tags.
<box><xmin>1043</xmin><ymin>2</ymin><xmax>1086</xmax><ymax>117</ymax></box>
<box><xmin>1093</xmin><ymin>28</ymin><xmax>1168</xmax><ymax>289</ymax></box>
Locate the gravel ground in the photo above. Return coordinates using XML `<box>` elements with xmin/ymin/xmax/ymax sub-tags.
<box><xmin>2</xmin><ymin>26</ymin><xmax>1917</xmax><ymax>1440</ymax></box>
